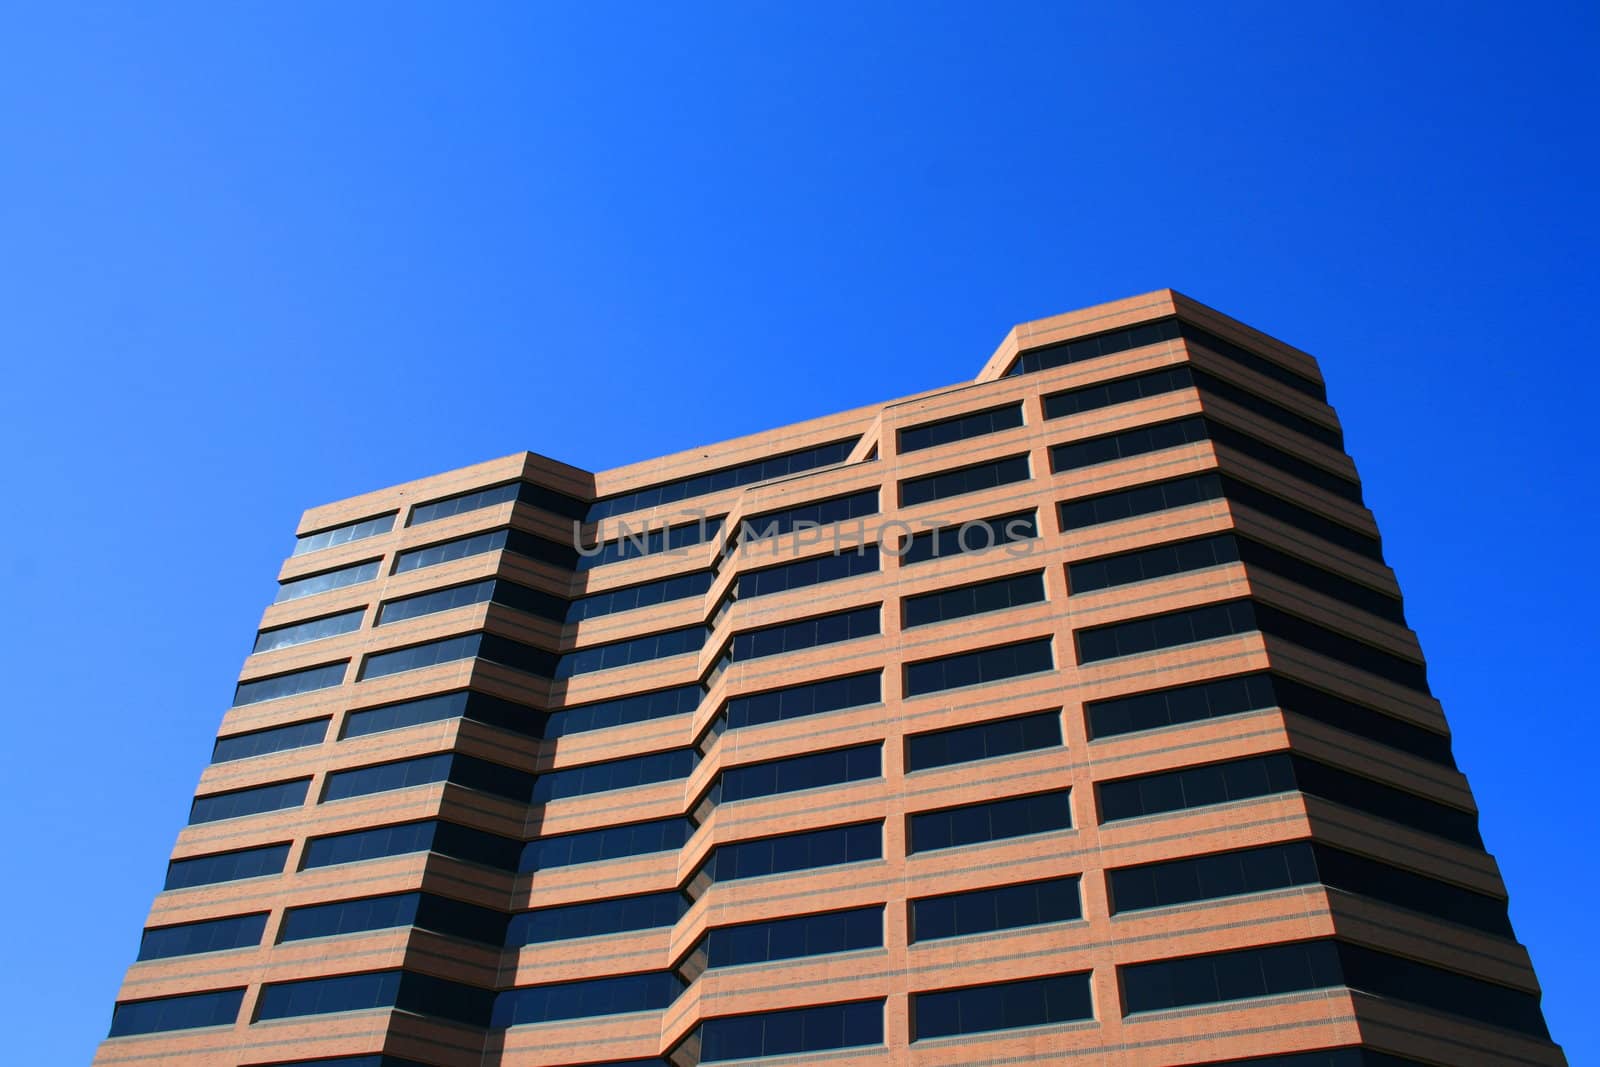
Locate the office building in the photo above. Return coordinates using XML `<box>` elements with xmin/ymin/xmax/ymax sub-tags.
<box><xmin>94</xmin><ymin>291</ymin><xmax>1563</xmax><ymax>1066</ymax></box>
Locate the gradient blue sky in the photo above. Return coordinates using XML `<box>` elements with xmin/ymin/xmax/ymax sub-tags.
<box><xmin>2</xmin><ymin>4</ymin><xmax>1596</xmax><ymax>1062</ymax></box>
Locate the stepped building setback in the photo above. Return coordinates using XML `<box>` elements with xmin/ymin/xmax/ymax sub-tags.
<box><xmin>94</xmin><ymin>291</ymin><xmax>1563</xmax><ymax>1066</ymax></box>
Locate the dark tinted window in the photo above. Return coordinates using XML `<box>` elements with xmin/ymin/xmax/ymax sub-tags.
<box><xmin>567</xmin><ymin>571</ymin><xmax>713</xmax><ymax>622</ymax></box>
<box><xmin>901</xmin><ymin>510</ymin><xmax>1038</xmax><ymax>565</ymax></box>
<box><xmin>1206</xmin><ymin>418</ymin><xmax>1361</xmax><ymax>503</ymax></box>
<box><xmin>275</xmin><ymin>561</ymin><xmax>380</xmax><ymax>603</ymax></box>
<box><xmin>586</xmin><ymin>439</ymin><xmax>858</xmax><ymax>521</ymax></box>
<box><xmin>255</xmin><ymin>971</ymin><xmax>403</xmax><ymax>1020</ymax></box>
<box><xmin>1043</xmin><ymin>365</ymin><xmax>1194</xmax><ymax>421</ymax></box>
<box><xmin>233</xmin><ymin>662</ymin><xmax>346</xmax><ymax>706</ymax></box>
<box><xmin>188</xmin><ymin>778</ymin><xmax>308</xmax><ymax>824</ymax></box>
<box><xmin>1074</xmin><ymin>599</ymin><xmax>1256</xmax><ymax>663</ymax></box>
<box><xmin>211</xmin><ymin>717</ymin><xmax>328</xmax><ymax>763</ymax></box>
<box><xmin>507</xmin><ymin>891</ymin><xmax>687</xmax><ymax>945</ymax></box>
<box><xmin>393</xmin><ymin>528</ymin><xmax>507</xmax><ymax>573</ymax></box>
<box><xmin>1120</xmin><ymin>940</ymin><xmax>1342</xmax><ymax>1015</ymax></box>
<box><xmin>491</xmin><ymin>972</ymin><xmax>684</xmax><ymax>1027</ymax></box>
<box><xmin>731</xmin><ymin>605</ymin><xmax>879</xmax><ymax>661</ymax></box>
<box><xmin>301</xmin><ymin>821</ymin><xmax>435</xmax><ymax>870</ymax></box>
<box><xmin>1098</xmin><ymin>753</ymin><xmax>1297</xmax><ymax>823</ymax></box>
<box><xmin>554</xmin><ymin>626</ymin><xmax>705</xmax><ymax>679</ymax></box>
<box><xmin>914</xmin><ymin>971</ymin><xmax>1093</xmax><ymax>1039</ymax></box>
<box><xmin>520</xmin><ymin>818</ymin><xmax>692</xmax><ymax>872</ymax></box>
<box><xmin>903</xmin><ymin>570</ymin><xmax>1045</xmax><ymax>628</ymax></box>
<box><xmin>739</xmin><ymin>545</ymin><xmax>879</xmax><ymax>599</ymax></box>
<box><xmin>705</xmin><ymin>906</ymin><xmax>882</xmax><ymax>968</ymax></box>
<box><xmin>909</xmin><ymin>790</ymin><xmax>1072</xmax><ymax>853</ymax></box>
<box><xmin>740</xmin><ymin>489</ymin><xmax>880</xmax><ymax>541</ymax></box>
<box><xmin>717</xmin><ymin>744</ymin><xmax>881</xmax><ymax>805</ymax></box>
<box><xmin>280</xmin><ymin>893</ymin><xmax>419</xmax><ymax>942</ymax></box>
<box><xmin>906</xmin><ymin>710</ymin><xmax>1061</xmax><ymax>772</ymax></box>
<box><xmin>253</xmin><ymin>609</ymin><xmax>365</xmax><ymax>653</ymax></box>
<box><xmin>1050</xmin><ymin>415</ymin><xmax>1208</xmax><ymax>473</ymax></box>
<box><xmin>904</xmin><ymin>636</ymin><xmax>1053</xmax><ymax>697</ymax></box>
<box><xmin>704</xmin><ymin>822</ymin><xmax>882</xmax><ymax>882</ymax></box>
<box><xmin>377</xmin><ymin>579</ymin><xmax>495</xmax><ymax>624</ymax></box>
<box><xmin>107</xmin><ymin>988</ymin><xmax>244</xmax><ymax>1036</ymax></box>
<box><xmin>911</xmin><ymin>875</ymin><xmax>1082</xmax><ymax>942</ymax></box>
<box><xmin>900</xmin><ymin>454</ymin><xmax>1031</xmax><ymax>508</ymax></box>
<box><xmin>1059</xmin><ymin>472</ymin><xmax>1223</xmax><ymax>531</ymax></box>
<box><xmin>1068</xmin><ymin>533</ymin><xmax>1240</xmax><ymax>594</ymax></box>
<box><xmin>698</xmin><ymin>999</ymin><xmax>883</xmax><ymax>1061</ymax></box>
<box><xmin>164</xmin><ymin>843</ymin><xmax>289</xmax><ymax>890</ymax></box>
<box><xmin>548</xmin><ymin>686</ymin><xmax>700</xmax><ymax>737</ymax></box>
<box><xmin>137</xmin><ymin>913</ymin><xmax>268</xmax><ymax>960</ymax></box>
<box><xmin>1221</xmin><ymin>474</ymin><xmax>1383</xmax><ymax>562</ymax></box>
<box><xmin>724</xmin><ymin>671</ymin><xmax>881</xmax><ymax>730</ymax></box>
<box><xmin>322</xmin><ymin>754</ymin><xmax>451</xmax><ymax>803</ymax></box>
<box><xmin>899</xmin><ymin>402</ymin><xmax>1024</xmax><ymax>453</ymax></box>
<box><xmin>533</xmin><ymin>748</ymin><xmax>697</xmax><ymax>803</ymax></box>
<box><xmin>293</xmin><ymin>513</ymin><xmax>395</xmax><ymax>556</ymax></box>
<box><xmin>1006</xmin><ymin>318</ymin><xmax>1182</xmax><ymax>377</ymax></box>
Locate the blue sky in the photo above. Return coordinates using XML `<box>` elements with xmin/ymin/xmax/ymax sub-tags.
<box><xmin>1</xmin><ymin>3</ymin><xmax>1595</xmax><ymax>1062</ymax></box>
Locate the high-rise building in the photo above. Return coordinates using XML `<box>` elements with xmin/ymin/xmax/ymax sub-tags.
<box><xmin>94</xmin><ymin>291</ymin><xmax>1562</xmax><ymax>1067</ymax></box>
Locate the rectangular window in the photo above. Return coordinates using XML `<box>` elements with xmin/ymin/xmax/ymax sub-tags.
<box><xmin>107</xmin><ymin>989</ymin><xmax>244</xmax><ymax>1037</ymax></box>
<box><xmin>1074</xmin><ymin>599</ymin><xmax>1257</xmax><ymax>663</ymax></box>
<box><xmin>577</xmin><ymin>517</ymin><xmax>724</xmax><ymax>570</ymax></box>
<box><xmin>409</xmin><ymin>483</ymin><xmax>520</xmax><ymax>526</ymax></box>
<box><xmin>1108</xmin><ymin>841</ymin><xmax>1320</xmax><ymax>914</ymax></box>
<box><xmin>1236</xmin><ymin>537</ymin><xmax>1404</xmax><ymax>624</ymax></box>
<box><xmin>490</xmin><ymin>972</ymin><xmax>684</xmax><ymax>1027</ymax></box>
<box><xmin>704</xmin><ymin>906</ymin><xmax>883</xmax><ymax>968</ymax></box>
<box><xmin>698</xmin><ymin>999</ymin><xmax>884</xmax><ymax>1061</ymax></box>
<box><xmin>912</xmin><ymin>971</ymin><xmax>1093</xmax><ymax>1039</ymax></box>
<box><xmin>1067</xmin><ymin>533</ymin><xmax>1241</xmax><ymax>594</ymax></box>
<box><xmin>164</xmin><ymin>843</ymin><xmax>289</xmax><ymax>890</ymax></box>
<box><xmin>554</xmin><ymin>626</ymin><xmax>706</xmax><ymax>679</ymax></box>
<box><xmin>1043</xmin><ymin>365</ymin><xmax>1195</xmax><ymax>421</ymax></box>
<box><xmin>532</xmin><ymin>748</ymin><xmax>697</xmax><ymax>803</ymax></box>
<box><xmin>233</xmin><ymin>662</ymin><xmax>346</xmax><ymax>706</ymax></box>
<box><xmin>1086</xmin><ymin>673</ymin><xmax>1278</xmax><ymax>739</ymax></box>
<box><xmin>339</xmin><ymin>690</ymin><xmax>542</xmax><ymax>741</ymax></box>
<box><xmin>566</xmin><ymin>571</ymin><xmax>713</xmax><ymax>623</ymax></box>
<box><xmin>902</xmin><ymin>570</ymin><xmax>1045</xmax><ymax>629</ymax></box>
<box><xmin>361</xmin><ymin>633</ymin><xmax>558</xmax><ymax>681</ymax></box>
<box><xmin>547</xmin><ymin>686</ymin><xmax>700</xmax><ymax>738</ymax></box>
<box><xmin>253</xmin><ymin>609</ymin><xmax>365</xmax><ymax>653</ymax></box>
<box><xmin>1221</xmin><ymin>474</ymin><xmax>1383</xmax><ymax>561</ymax></box>
<box><xmin>899</xmin><ymin>454</ymin><xmax>1031</xmax><ymax>508</ymax></box>
<box><xmin>738</xmin><ymin>544</ymin><xmax>879</xmax><ymax>599</ymax></box>
<box><xmin>1191</xmin><ymin>366</ymin><xmax>1342</xmax><ymax>448</ymax></box>
<box><xmin>1058</xmin><ymin>472</ymin><xmax>1223</xmax><ymax>531</ymax></box>
<box><xmin>377</xmin><ymin>579</ymin><xmax>496</xmax><ymax>624</ymax></box>
<box><xmin>280</xmin><ymin>892</ymin><xmax>420</xmax><ymax>942</ymax></box>
<box><xmin>908</xmin><ymin>789</ymin><xmax>1072</xmax><ymax>854</ymax></box>
<box><xmin>322</xmin><ymin>754</ymin><xmax>452</xmax><ymax>802</ymax></box>
<box><xmin>211</xmin><ymin>718</ymin><xmax>328</xmax><ymax>764</ymax></box>
<box><xmin>520</xmin><ymin>818</ymin><xmax>692</xmax><ymax>872</ymax></box>
<box><xmin>740</xmin><ymin>489</ymin><xmax>880</xmax><ymax>541</ymax></box>
<box><xmin>137</xmin><ymin>913</ymin><xmax>268</xmax><ymax>960</ymax></box>
<box><xmin>393</xmin><ymin>528</ymin><xmax>507</xmax><ymax>574</ymax></box>
<box><xmin>275</xmin><ymin>560</ymin><xmax>380</xmax><ymax>603</ymax></box>
<box><xmin>731</xmin><ymin>605</ymin><xmax>878</xmax><ymax>661</ymax></box>
<box><xmin>587</xmin><ymin>439</ymin><xmax>859</xmax><ymax>522</ymax></box>
<box><xmin>1207</xmin><ymin>418</ymin><xmax>1362</xmax><ymax>503</ymax></box>
<box><xmin>1178</xmin><ymin>322</ymin><xmax>1327</xmax><ymax>402</ymax></box>
<box><xmin>1120</xmin><ymin>940</ymin><xmax>1341</xmax><ymax>1015</ymax></box>
<box><xmin>507</xmin><ymin>891</ymin><xmax>687</xmax><ymax>945</ymax></box>
<box><xmin>1006</xmin><ymin>318</ymin><xmax>1181</xmax><ymax>378</ymax></box>
<box><xmin>257</xmin><ymin>971</ymin><xmax>492</xmax><ymax>1027</ymax></box>
<box><xmin>1098</xmin><ymin>753</ymin><xmax>1296</xmax><ymax>823</ymax></box>
<box><xmin>293</xmin><ymin>513</ymin><xmax>396</xmax><ymax>556</ymax></box>
<box><xmin>905</xmin><ymin>710</ymin><xmax>1061</xmax><ymax>772</ymax></box>
<box><xmin>899</xmin><ymin>402</ymin><xmax>1025</xmax><ymax>454</ymax></box>
<box><xmin>910</xmin><ymin>875</ymin><xmax>1082</xmax><ymax>943</ymax></box>
<box><xmin>901</xmin><ymin>509</ymin><xmax>1038</xmax><ymax>565</ymax></box>
<box><xmin>1050</xmin><ymin>415</ymin><xmax>1208</xmax><ymax>473</ymax></box>
<box><xmin>903</xmin><ymin>636</ymin><xmax>1054</xmax><ymax>697</ymax></box>
<box><xmin>703</xmin><ymin>822</ymin><xmax>882</xmax><ymax>883</ymax></box>
<box><xmin>1253</xmin><ymin>601</ymin><xmax>1428</xmax><ymax>692</ymax></box>
<box><xmin>723</xmin><ymin>671</ymin><xmax>881</xmax><ymax>731</ymax></box>
<box><xmin>301</xmin><ymin>820</ymin><xmax>522</xmax><ymax>872</ymax></box>
<box><xmin>188</xmin><ymin>778</ymin><xmax>309</xmax><ymax>824</ymax></box>
<box><xmin>717</xmin><ymin>744</ymin><xmax>881</xmax><ymax>805</ymax></box>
